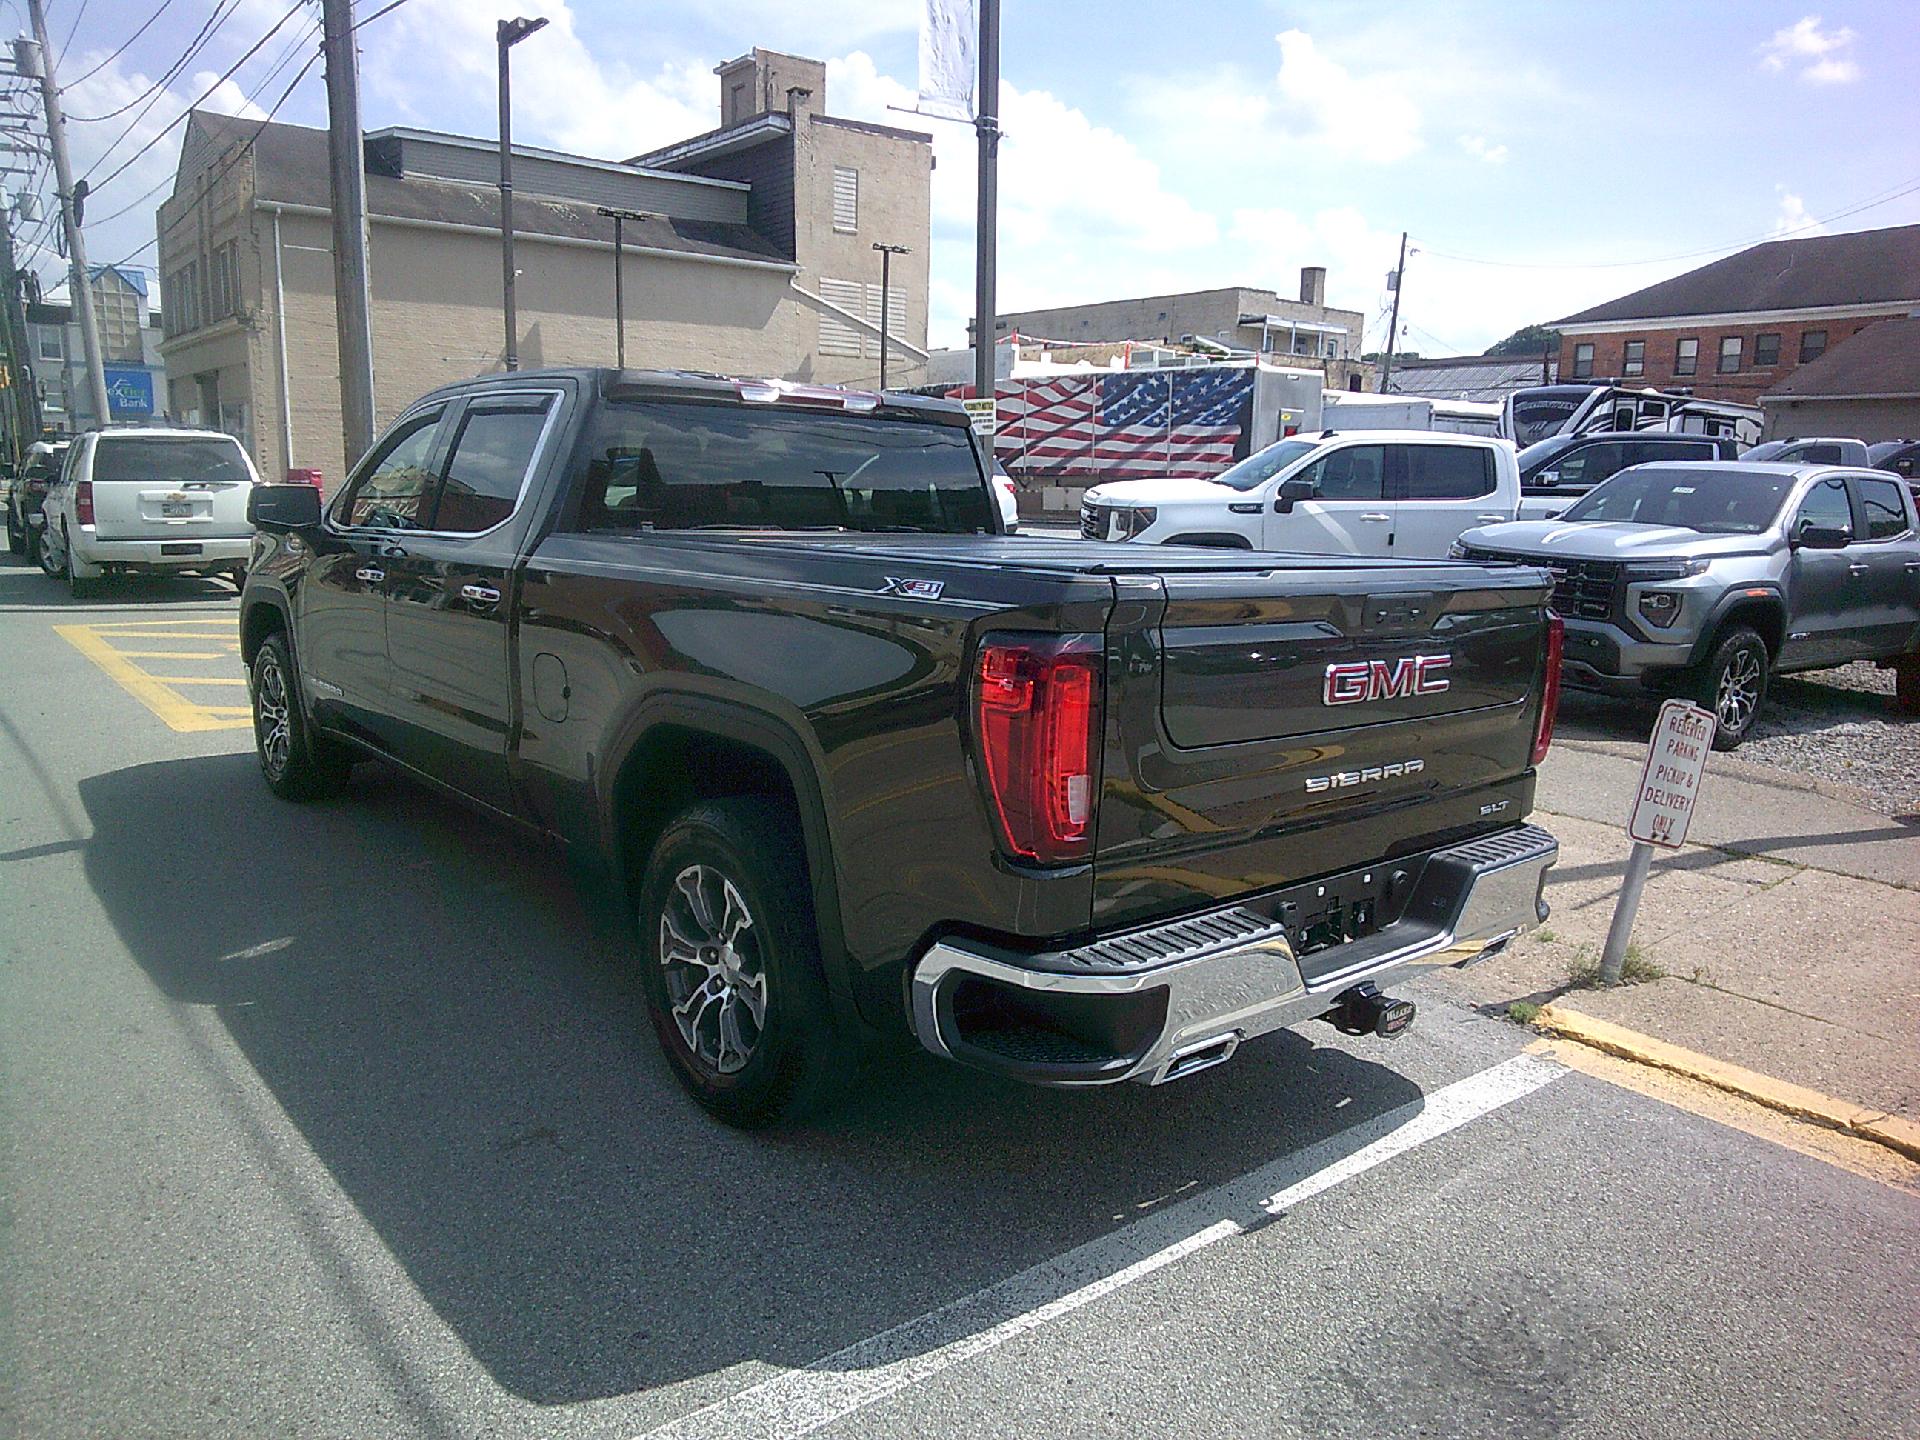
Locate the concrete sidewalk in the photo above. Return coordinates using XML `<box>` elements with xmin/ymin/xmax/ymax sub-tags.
<box><xmin>1442</xmin><ymin>744</ymin><xmax>1920</xmax><ymax>1123</ymax></box>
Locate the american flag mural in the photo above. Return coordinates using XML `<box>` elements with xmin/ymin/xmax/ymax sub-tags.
<box><xmin>986</xmin><ymin>367</ymin><xmax>1256</xmax><ymax>480</ymax></box>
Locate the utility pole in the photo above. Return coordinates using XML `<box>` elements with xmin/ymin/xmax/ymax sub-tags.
<box><xmin>0</xmin><ymin>193</ymin><xmax>42</xmax><ymax>459</ymax></box>
<box><xmin>871</xmin><ymin>242</ymin><xmax>909</xmax><ymax>390</ymax></box>
<box><xmin>972</xmin><ymin>0</ymin><xmax>1000</xmax><ymax>404</ymax></box>
<box><xmin>21</xmin><ymin>1</ymin><xmax>108</xmax><ymax>430</ymax></box>
<box><xmin>496</xmin><ymin>16</ymin><xmax>548</xmax><ymax>372</ymax></box>
<box><xmin>321</xmin><ymin>0</ymin><xmax>377</xmax><ymax>468</ymax></box>
<box><xmin>594</xmin><ymin>205</ymin><xmax>652</xmax><ymax>370</ymax></box>
<box><xmin>1379</xmin><ymin>230</ymin><xmax>1407</xmax><ymax>395</ymax></box>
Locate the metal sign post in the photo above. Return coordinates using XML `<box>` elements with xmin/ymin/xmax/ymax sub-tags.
<box><xmin>1600</xmin><ymin>698</ymin><xmax>1716</xmax><ymax>984</ymax></box>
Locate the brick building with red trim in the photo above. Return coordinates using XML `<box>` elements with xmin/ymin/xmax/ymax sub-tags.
<box><xmin>1552</xmin><ymin>223</ymin><xmax>1920</xmax><ymax>408</ymax></box>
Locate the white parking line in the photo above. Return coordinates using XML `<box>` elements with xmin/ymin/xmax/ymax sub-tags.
<box><xmin>638</xmin><ymin>1050</ymin><xmax>1567</xmax><ymax>1440</ymax></box>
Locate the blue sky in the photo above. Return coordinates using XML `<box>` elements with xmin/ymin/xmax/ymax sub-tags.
<box><xmin>31</xmin><ymin>0</ymin><xmax>1920</xmax><ymax>354</ymax></box>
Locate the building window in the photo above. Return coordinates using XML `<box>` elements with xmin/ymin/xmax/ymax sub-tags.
<box><xmin>1753</xmin><ymin>332</ymin><xmax>1781</xmax><ymax>367</ymax></box>
<box><xmin>1324</xmin><ymin>337</ymin><xmax>1338</xmax><ymax>358</ymax></box>
<box><xmin>1799</xmin><ymin>329</ymin><xmax>1828</xmax><ymax>364</ymax></box>
<box><xmin>1571</xmin><ymin>342</ymin><xmax>1594</xmax><ymax>379</ymax></box>
<box><xmin>831</xmin><ymin>166</ymin><xmax>858</xmax><ymax>233</ymax></box>
<box><xmin>36</xmin><ymin>327</ymin><xmax>61</xmax><ymax>362</ymax></box>
<box><xmin>1717</xmin><ymin>336</ymin><xmax>1742</xmax><ymax>373</ymax></box>
<box><xmin>817</xmin><ymin>277</ymin><xmax>864</xmax><ymax>356</ymax></box>
<box><xmin>1674</xmin><ymin>337</ymin><xmax>1698</xmax><ymax>376</ymax></box>
<box><xmin>1622</xmin><ymin>339</ymin><xmax>1645</xmax><ymax>377</ymax></box>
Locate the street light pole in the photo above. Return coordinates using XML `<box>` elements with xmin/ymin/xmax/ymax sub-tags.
<box><xmin>972</xmin><ymin>0</ymin><xmax>1000</xmax><ymax>405</ymax></box>
<box><xmin>871</xmin><ymin>242</ymin><xmax>909</xmax><ymax>390</ymax></box>
<box><xmin>595</xmin><ymin>206</ymin><xmax>654</xmax><ymax>371</ymax></box>
<box><xmin>496</xmin><ymin>15</ymin><xmax>548</xmax><ymax>372</ymax></box>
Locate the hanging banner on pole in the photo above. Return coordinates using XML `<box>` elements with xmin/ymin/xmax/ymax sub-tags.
<box><xmin>918</xmin><ymin>0</ymin><xmax>977</xmax><ymax>120</ymax></box>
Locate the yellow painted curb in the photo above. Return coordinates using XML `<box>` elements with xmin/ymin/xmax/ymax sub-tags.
<box><xmin>1534</xmin><ymin>1004</ymin><xmax>1920</xmax><ymax>1164</ymax></box>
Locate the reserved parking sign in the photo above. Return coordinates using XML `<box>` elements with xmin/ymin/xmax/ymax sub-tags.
<box><xmin>1628</xmin><ymin>698</ymin><xmax>1717</xmax><ymax>848</ymax></box>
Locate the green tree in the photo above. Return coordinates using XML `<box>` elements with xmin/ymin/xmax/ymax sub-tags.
<box><xmin>1486</xmin><ymin>323</ymin><xmax>1561</xmax><ymax>356</ymax></box>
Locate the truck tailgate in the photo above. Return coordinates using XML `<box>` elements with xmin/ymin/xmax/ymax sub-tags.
<box><xmin>1096</xmin><ymin>559</ymin><xmax>1552</xmax><ymax>930</ymax></box>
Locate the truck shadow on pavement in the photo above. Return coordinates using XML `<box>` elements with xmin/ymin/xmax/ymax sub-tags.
<box><xmin>80</xmin><ymin>752</ymin><xmax>1424</xmax><ymax>1407</ymax></box>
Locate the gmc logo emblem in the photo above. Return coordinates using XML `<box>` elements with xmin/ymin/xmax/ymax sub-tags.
<box><xmin>1323</xmin><ymin>655</ymin><xmax>1452</xmax><ymax>706</ymax></box>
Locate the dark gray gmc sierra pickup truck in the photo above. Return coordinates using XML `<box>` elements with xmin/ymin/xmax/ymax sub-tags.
<box><xmin>239</xmin><ymin>368</ymin><xmax>1562</xmax><ymax>1126</ymax></box>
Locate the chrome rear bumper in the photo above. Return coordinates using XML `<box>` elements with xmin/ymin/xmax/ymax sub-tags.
<box><xmin>910</xmin><ymin>823</ymin><xmax>1557</xmax><ymax>1086</ymax></box>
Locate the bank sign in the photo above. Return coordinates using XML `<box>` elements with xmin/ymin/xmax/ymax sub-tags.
<box><xmin>104</xmin><ymin>367</ymin><xmax>156</xmax><ymax>417</ymax></box>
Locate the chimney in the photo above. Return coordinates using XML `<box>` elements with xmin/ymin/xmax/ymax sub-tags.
<box><xmin>1299</xmin><ymin>266</ymin><xmax>1327</xmax><ymax>308</ymax></box>
<box><xmin>786</xmin><ymin>85</ymin><xmax>814</xmax><ymax>119</ymax></box>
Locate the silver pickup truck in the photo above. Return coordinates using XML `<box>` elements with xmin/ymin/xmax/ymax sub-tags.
<box><xmin>1458</xmin><ymin>461</ymin><xmax>1920</xmax><ymax>748</ymax></box>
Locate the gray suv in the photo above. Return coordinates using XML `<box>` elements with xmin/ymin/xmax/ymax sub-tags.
<box><xmin>1458</xmin><ymin>462</ymin><xmax>1920</xmax><ymax>748</ymax></box>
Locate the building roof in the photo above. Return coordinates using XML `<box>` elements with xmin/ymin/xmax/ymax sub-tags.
<box><xmin>184</xmin><ymin>112</ymin><xmax>789</xmax><ymax>268</ymax></box>
<box><xmin>1381</xmin><ymin>353</ymin><xmax>1553</xmax><ymax>401</ymax></box>
<box><xmin>1763</xmin><ymin>316</ymin><xmax>1920</xmax><ymax>400</ymax></box>
<box><xmin>1554</xmin><ymin>223</ymin><xmax>1920</xmax><ymax>326</ymax></box>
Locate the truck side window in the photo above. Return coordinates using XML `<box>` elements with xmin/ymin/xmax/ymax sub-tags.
<box><xmin>336</xmin><ymin>409</ymin><xmax>443</xmax><ymax>530</ymax></box>
<box><xmin>1853</xmin><ymin>477</ymin><xmax>1910</xmax><ymax>541</ymax></box>
<box><xmin>429</xmin><ymin>400</ymin><xmax>551</xmax><ymax>533</ymax></box>
<box><xmin>1298</xmin><ymin>445</ymin><xmax>1384</xmax><ymax>500</ymax></box>
<box><xmin>1402</xmin><ymin>444</ymin><xmax>1494</xmax><ymax>500</ymax></box>
<box><xmin>1792</xmin><ymin>478</ymin><xmax>1852</xmax><ymax>539</ymax></box>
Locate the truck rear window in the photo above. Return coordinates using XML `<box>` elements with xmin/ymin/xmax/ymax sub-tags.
<box><xmin>93</xmin><ymin>437</ymin><xmax>251</xmax><ymax>484</ymax></box>
<box><xmin>577</xmin><ymin>401</ymin><xmax>993</xmax><ymax>534</ymax></box>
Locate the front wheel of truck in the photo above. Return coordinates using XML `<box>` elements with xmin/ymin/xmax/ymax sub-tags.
<box><xmin>636</xmin><ymin>798</ymin><xmax>850</xmax><ymax>1128</ymax></box>
<box><xmin>1691</xmin><ymin>625</ymin><xmax>1770</xmax><ymax>750</ymax></box>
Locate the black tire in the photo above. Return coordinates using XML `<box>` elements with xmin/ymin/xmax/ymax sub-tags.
<box><xmin>249</xmin><ymin>631</ymin><xmax>351</xmax><ymax>801</ymax></box>
<box><xmin>66</xmin><ymin>539</ymin><xmax>100</xmax><ymax>601</ymax></box>
<box><xmin>229</xmin><ymin>567</ymin><xmax>249</xmax><ymax>592</ymax></box>
<box><xmin>1691</xmin><ymin>625</ymin><xmax>1770</xmax><ymax>750</ymax></box>
<box><xmin>1895</xmin><ymin>655</ymin><xmax>1920</xmax><ymax>717</ymax></box>
<box><xmin>636</xmin><ymin>798</ymin><xmax>850</xmax><ymax>1128</ymax></box>
<box><xmin>6</xmin><ymin>504</ymin><xmax>22</xmax><ymax>555</ymax></box>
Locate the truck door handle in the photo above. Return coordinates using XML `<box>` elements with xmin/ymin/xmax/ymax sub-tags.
<box><xmin>1360</xmin><ymin>512</ymin><xmax>1392</xmax><ymax>522</ymax></box>
<box><xmin>460</xmin><ymin>583</ymin><xmax>501</xmax><ymax>608</ymax></box>
<box><xmin>1847</xmin><ymin>562</ymin><xmax>1868</xmax><ymax>576</ymax></box>
<box><xmin>1476</xmin><ymin>513</ymin><xmax>1506</xmax><ymax>523</ymax></box>
<box><xmin>355</xmin><ymin>566</ymin><xmax>385</xmax><ymax>583</ymax></box>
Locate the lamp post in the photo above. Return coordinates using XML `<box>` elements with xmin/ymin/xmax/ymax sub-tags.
<box><xmin>496</xmin><ymin>15</ymin><xmax>548</xmax><ymax>371</ymax></box>
<box><xmin>595</xmin><ymin>205</ymin><xmax>655</xmax><ymax>370</ymax></box>
<box><xmin>871</xmin><ymin>242</ymin><xmax>910</xmax><ymax>390</ymax></box>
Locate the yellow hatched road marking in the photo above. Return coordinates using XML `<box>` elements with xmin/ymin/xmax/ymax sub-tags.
<box><xmin>55</xmin><ymin>623</ymin><xmax>253</xmax><ymax>733</ymax></box>
<box><xmin>145</xmin><ymin>676</ymin><xmax>248</xmax><ymax>685</ymax></box>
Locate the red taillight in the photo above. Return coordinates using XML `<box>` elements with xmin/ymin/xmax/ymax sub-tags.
<box><xmin>75</xmin><ymin>480</ymin><xmax>94</xmax><ymax>526</ymax></box>
<box><xmin>973</xmin><ymin>635</ymin><xmax>1102</xmax><ymax>864</ymax></box>
<box><xmin>286</xmin><ymin>467</ymin><xmax>324</xmax><ymax>489</ymax></box>
<box><xmin>1531</xmin><ymin>612</ymin><xmax>1564</xmax><ymax>766</ymax></box>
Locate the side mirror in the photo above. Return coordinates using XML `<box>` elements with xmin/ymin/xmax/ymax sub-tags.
<box><xmin>1274</xmin><ymin>476</ymin><xmax>1315</xmax><ymax>514</ymax></box>
<box><xmin>248</xmin><ymin>483</ymin><xmax>323</xmax><ymax>533</ymax></box>
<box><xmin>1792</xmin><ymin>523</ymin><xmax>1850</xmax><ymax>550</ymax></box>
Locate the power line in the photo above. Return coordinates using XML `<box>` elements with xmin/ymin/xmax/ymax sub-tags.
<box><xmin>1419</xmin><ymin>173</ymin><xmax>1920</xmax><ymax>272</ymax></box>
<box><xmin>67</xmin><ymin>0</ymin><xmax>245</xmax><ymax>123</ymax></box>
<box><xmin>62</xmin><ymin>0</ymin><xmax>180</xmax><ymax>89</ymax></box>
<box><xmin>354</xmin><ymin>0</ymin><xmax>418</xmax><ymax>29</ymax></box>
<box><xmin>101</xmin><ymin>39</ymin><xmax>320</xmax><ymax>274</ymax></box>
<box><xmin>84</xmin><ymin>0</ymin><xmax>307</xmax><ymax>193</ymax></box>
<box><xmin>55</xmin><ymin>0</ymin><xmax>92</xmax><ymax>62</ymax></box>
<box><xmin>87</xmin><ymin>16</ymin><xmax>319</xmax><ymax>230</ymax></box>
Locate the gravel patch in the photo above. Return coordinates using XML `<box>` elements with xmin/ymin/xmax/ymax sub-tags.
<box><xmin>1740</xmin><ymin>662</ymin><xmax>1919</xmax><ymax>818</ymax></box>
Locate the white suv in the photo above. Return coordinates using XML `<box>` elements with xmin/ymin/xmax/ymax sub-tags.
<box><xmin>36</xmin><ymin>428</ymin><xmax>260</xmax><ymax>598</ymax></box>
<box><xmin>1079</xmin><ymin>429</ymin><xmax>1521</xmax><ymax>556</ymax></box>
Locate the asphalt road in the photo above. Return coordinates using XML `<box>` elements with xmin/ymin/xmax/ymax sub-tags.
<box><xmin>4</xmin><ymin>551</ymin><xmax>1917</xmax><ymax>1440</ymax></box>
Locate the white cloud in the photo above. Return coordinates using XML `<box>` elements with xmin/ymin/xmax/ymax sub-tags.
<box><xmin>1758</xmin><ymin>16</ymin><xmax>1860</xmax><ymax>82</ymax></box>
<box><xmin>1458</xmin><ymin>134</ymin><xmax>1508</xmax><ymax>165</ymax></box>
<box><xmin>1266</xmin><ymin>30</ymin><xmax>1422</xmax><ymax>164</ymax></box>
<box><xmin>1770</xmin><ymin>187</ymin><xmax>1828</xmax><ymax>238</ymax></box>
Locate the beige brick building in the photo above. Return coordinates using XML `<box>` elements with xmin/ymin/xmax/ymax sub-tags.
<box><xmin>155</xmin><ymin>49</ymin><xmax>932</xmax><ymax>489</ymax></box>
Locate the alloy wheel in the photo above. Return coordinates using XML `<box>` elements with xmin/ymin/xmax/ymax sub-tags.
<box><xmin>254</xmin><ymin>652</ymin><xmax>291</xmax><ymax>780</ymax></box>
<box><xmin>658</xmin><ymin>863</ymin><xmax>766</xmax><ymax>1074</ymax></box>
<box><xmin>1716</xmin><ymin>648</ymin><xmax>1762</xmax><ymax>733</ymax></box>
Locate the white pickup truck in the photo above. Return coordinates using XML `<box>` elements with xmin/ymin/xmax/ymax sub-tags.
<box><xmin>1079</xmin><ymin>429</ymin><xmax>1524</xmax><ymax>557</ymax></box>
